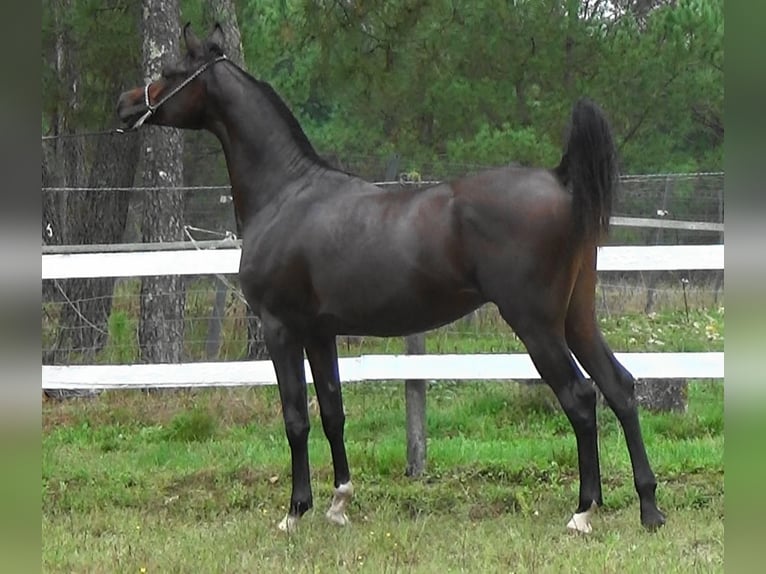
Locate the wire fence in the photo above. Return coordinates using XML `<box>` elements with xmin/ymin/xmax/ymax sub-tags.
<box><xmin>42</xmin><ymin>270</ymin><xmax>724</xmax><ymax>367</ymax></box>
<box><xmin>41</xmin><ymin>171</ymin><xmax>724</xmax><ymax>248</ymax></box>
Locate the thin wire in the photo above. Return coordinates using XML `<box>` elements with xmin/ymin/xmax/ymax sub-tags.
<box><xmin>183</xmin><ymin>224</ymin><xmax>234</xmax><ymax>238</ymax></box>
<box><xmin>41</xmin><ymin>129</ymin><xmax>129</xmax><ymax>142</ymax></box>
<box><xmin>42</xmin><ymin>185</ymin><xmax>232</xmax><ymax>193</ymax></box>
<box><xmin>52</xmin><ymin>280</ymin><xmax>109</xmax><ymax>336</ymax></box>
<box><xmin>621</xmin><ymin>172</ymin><xmax>723</xmax><ymax>180</ymax></box>
<box><xmin>40</xmin><ymin>173</ymin><xmax>723</xmax><ymax>194</ymax></box>
<box><xmin>39</xmin><ymin>181</ymin><xmax>432</xmax><ymax>193</ymax></box>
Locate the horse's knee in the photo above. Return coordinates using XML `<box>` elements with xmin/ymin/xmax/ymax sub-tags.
<box><xmin>605</xmin><ymin>370</ymin><xmax>639</xmax><ymax>420</ymax></box>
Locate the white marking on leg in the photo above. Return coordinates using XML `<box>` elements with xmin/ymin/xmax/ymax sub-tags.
<box><xmin>566</xmin><ymin>501</ymin><xmax>598</xmax><ymax>534</ymax></box>
<box><xmin>326</xmin><ymin>481</ymin><xmax>354</xmax><ymax>526</ymax></box>
<box><xmin>278</xmin><ymin>513</ymin><xmax>299</xmax><ymax>533</ymax></box>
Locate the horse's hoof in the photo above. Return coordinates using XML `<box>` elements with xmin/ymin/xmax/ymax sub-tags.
<box><xmin>325</xmin><ymin>481</ymin><xmax>353</xmax><ymax>527</ymax></box>
<box><xmin>641</xmin><ymin>507</ymin><xmax>666</xmax><ymax>531</ymax></box>
<box><xmin>326</xmin><ymin>509</ymin><xmax>350</xmax><ymax>526</ymax></box>
<box><xmin>566</xmin><ymin>501</ymin><xmax>597</xmax><ymax>534</ymax></box>
<box><xmin>278</xmin><ymin>514</ymin><xmax>299</xmax><ymax>533</ymax></box>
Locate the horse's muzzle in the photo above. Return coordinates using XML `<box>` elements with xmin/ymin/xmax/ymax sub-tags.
<box><xmin>116</xmin><ymin>89</ymin><xmax>148</xmax><ymax>126</ymax></box>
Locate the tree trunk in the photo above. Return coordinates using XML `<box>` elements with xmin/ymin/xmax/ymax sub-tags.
<box><xmin>138</xmin><ymin>0</ymin><xmax>186</xmax><ymax>364</ymax></box>
<box><xmin>42</xmin><ymin>0</ymin><xmax>87</xmax><ymax>365</ymax></box>
<box><xmin>563</xmin><ymin>0</ymin><xmax>580</xmax><ymax>98</ymax></box>
<box><xmin>42</xmin><ymin>143</ymin><xmax>63</xmax><ymax>312</ymax></box>
<box><xmin>205</xmin><ymin>278</ymin><xmax>228</xmax><ymax>360</ymax></box>
<box><xmin>202</xmin><ymin>0</ymin><xmax>244</xmax><ymax>60</ymax></box>
<box><xmin>54</xmin><ymin>133</ymin><xmax>141</xmax><ymax>360</ymax></box>
<box><xmin>203</xmin><ymin>0</ymin><xmax>268</xmax><ymax>361</ymax></box>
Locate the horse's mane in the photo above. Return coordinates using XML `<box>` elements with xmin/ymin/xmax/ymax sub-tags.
<box><xmin>231</xmin><ymin>63</ymin><xmax>345</xmax><ymax>174</ymax></box>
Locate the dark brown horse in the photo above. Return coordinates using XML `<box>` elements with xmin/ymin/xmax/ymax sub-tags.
<box><xmin>117</xmin><ymin>23</ymin><xmax>665</xmax><ymax>533</ymax></box>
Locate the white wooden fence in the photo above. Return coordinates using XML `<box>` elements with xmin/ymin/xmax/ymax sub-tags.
<box><xmin>42</xmin><ymin>244</ymin><xmax>724</xmax><ymax>280</ymax></box>
<box><xmin>44</xmin><ymin>352</ymin><xmax>724</xmax><ymax>391</ymax></box>
<box><xmin>41</xmin><ymin>243</ymin><xmax>724</xmax><ymax>390</ymax></box>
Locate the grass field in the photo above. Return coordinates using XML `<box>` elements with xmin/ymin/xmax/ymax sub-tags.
<box><xmin>42</xmin><ymin>376</ymin><xmax>723</xmax><ymax>573</ymax></box>
<box><xmin>42</xmin><ymin>301</ymin><xmax>724</xmax><ymax>572</ymax></box>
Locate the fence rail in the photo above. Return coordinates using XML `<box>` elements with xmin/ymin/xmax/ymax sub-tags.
<box><xmin>42</xmin><ymin>352</ymin><xmax>724</xmax><ymax>390</ymax></box>
<box><xmin>42</xmin><ymin>244</ymin><xmax>724</xmax><ymax>280</ymax></box>
<box><xmin>39</xmin><ymin>216</ymin><xmax>725</xmax><ymax>255</ymax></box>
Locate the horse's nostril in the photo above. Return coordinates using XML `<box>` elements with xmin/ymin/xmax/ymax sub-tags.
<box><xmin>116</xmin><ymin>91</ymin><xmax>138</xmax><ymax>119</ymax></box>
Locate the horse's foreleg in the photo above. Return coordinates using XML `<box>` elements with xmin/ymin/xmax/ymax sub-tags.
<box><xmin>262</xmin><ymin>314</ymin><xmax>312</xmax><ymax>532</ymax></box>
<box><xmin>305</xmin><ymin>335</ymin><xmax>353</xmax><ymax>526</ymax></box>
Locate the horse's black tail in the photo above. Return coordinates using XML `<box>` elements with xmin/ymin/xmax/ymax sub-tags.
<box><xmin>554</xmin><ymin>98</ymin><xmax>618</xmax><ymax>243</ymax></box>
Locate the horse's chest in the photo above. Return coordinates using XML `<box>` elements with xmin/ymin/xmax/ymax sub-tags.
<box><xmin>240</xmin><ymin>242</ymin><xmax>315</xmax><ymax>310</ymax></box>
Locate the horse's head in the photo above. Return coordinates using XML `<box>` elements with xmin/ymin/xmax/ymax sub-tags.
<box><xmin>117</xmin><ymin>23</ymin><xmax>226</xmax><ymax>130</ymax></box>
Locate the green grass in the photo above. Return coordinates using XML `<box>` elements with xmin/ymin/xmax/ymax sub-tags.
<box><xmin>42</xmin><ymin>381</ymin><xmax>724</xmax><ymax>573</ymax></box>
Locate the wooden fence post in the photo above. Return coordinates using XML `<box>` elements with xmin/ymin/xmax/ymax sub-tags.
<box><xmin>405</xmin><ymin>333</ymin><xmax>427</xmax><ymax>477</ymax></box>
<box><xmin>384</xmin><ymin>153</ymin><xmax>428</xmax><ymax>476</ymax></box>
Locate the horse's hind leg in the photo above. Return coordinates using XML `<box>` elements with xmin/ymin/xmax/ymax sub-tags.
<box><xmin>305</xmin><ymin>335</ymin><xmax>353</xmax><ymax>526</ymax></box>
<box><xmin>565</xmin><ymin>262</ymin><xmax>666</xmax><ymax>530</ymax></box>
<box><xmin>261</xmin><ymin>312</ymin><xmax>313</xmax><ymax>532</ymax></box>
<box><xmin>497</xmin><ymin>301</ymin><xmax>603</xmax><ymax>533</ymax></box>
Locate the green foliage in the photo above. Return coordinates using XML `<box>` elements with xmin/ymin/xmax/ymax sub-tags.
<box><xmin>591</xmin><ymin>0</ymin><xmax>724</xmax><ymax>173</ymax></box>
<box><xmin>446</xmin><ymin>123</ymin><xmax>560</xmax><ymax>169</ymax></box>
<box><xmin>104</xmin><ymin>311</ymin><xmax>138</xmax><ymax>364</ymax></box>
<box><xmin>42</xmin><ymin>0</ymin><xmax>143</xmax><ymax>131</ymax></box>
<box><xmin>43</xmin><ymin>0</ymin><xmax>723</xmax><ymax>177</ymax></box>
<box><xmin>237</xmin><ymin>0</ymin><xmax>722</xmax><ymax>175</ymax></box>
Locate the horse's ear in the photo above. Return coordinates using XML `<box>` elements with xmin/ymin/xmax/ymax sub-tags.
<box><xmin>208</xmin><ymin>22</ymin><xmax>225</xmax><ymax>54</ymax></box>
<box><xmin>183</xmin><ymin>22</ymin><xmax>203</xmax><ymax>55</ymax></box>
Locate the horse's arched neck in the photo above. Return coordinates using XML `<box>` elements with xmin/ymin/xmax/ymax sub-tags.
<box><xmin>204</xmin><ymin>64</ymin><xmax>328</xmax><ymax>225</ymax></box>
